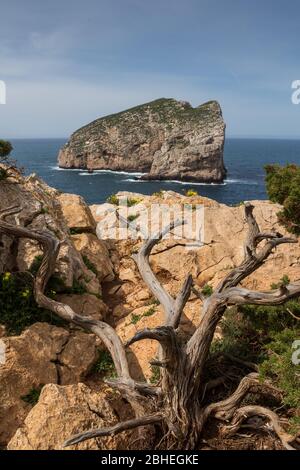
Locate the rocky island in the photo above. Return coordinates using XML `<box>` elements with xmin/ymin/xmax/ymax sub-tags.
<box><xmin>58</xmin><ymin>98</ymin><xmax>226</xmax><ymax>183</ymax></box>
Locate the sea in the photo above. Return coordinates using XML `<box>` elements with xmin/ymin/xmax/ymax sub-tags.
<box><xmin>10</xmin><ymin>138</ymin><xmax>300</xmax><ymax>206</ymax></box>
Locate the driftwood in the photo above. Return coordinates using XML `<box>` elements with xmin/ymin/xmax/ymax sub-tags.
<box><xmin>1</xmin><ymin>202</ymin><xmax>299</xmax><ymax>450</ymax></box>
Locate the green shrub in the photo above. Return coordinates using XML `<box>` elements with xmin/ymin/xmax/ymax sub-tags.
<box><xmin>131</xmin><ymin>313</ymin><xmax>142</xmax><ymax>324</ymax></box>
<box><xmin>106</xmin><ymin>194</ymin><xmax>119</xmax><ymax>205</ymax></box>
<box><xmin>127</xmin><ymin>213</ymin><xmax>139</xmax><ymax>222</ymax></box>
<box><xmin>201</xmin><ymin>284</ymin><xmax>213</xmax><ymax>297</ymax></box>
<box><xmin>210</xmin><ymin>301</ymin><xmax>300</xmax><ymax>414</ymax></box>
<box><xmin>0</xmin><ymin>167</ymin><xmax>8</xmax><ymax>181</ymax></box>
<box><xmin>265</xmin><ymin>164</ymin><xmax>300</xmax><ymax>235</ymax></box>
<box><xmin>0</xmin><ymin>272</ymin><xmax>65</xmax><ymax>335</ymax></box>
<box><xmin>185</xmin><ymin>189</ymin><xmax>198</xmax><ymax>197</ymax></box>
<box><xmin>149</xmin><ymin>363</ymin><xmax>160</xmax><ymax>384</ymax></box>
<box><xmin>259</xmin><ymin>329</ymin><xmax>300</xmax><ymax>408</ymax></box>
<box><xmin>0</xmin><ymin>139</ymin><xmax>13</xmax><ymax>158</ymax></box>
<box><xmin>127</xmin><ymin>197</ymin><xmax>141</xmax><ymax>207</ymax></box>
<box><xmin>21</xmin><ymin>386</ymin><xmax>42</xmax><ymax>406</ymax></box>
<box><xmin>92</xmin><ymin>350</ymin><xmax>117</xmax><ymax>378</ymax></box>
<box><xmin>271</xmin><ymin>275</ymin><xmax>290</xmax><ymax>290</ymax></box>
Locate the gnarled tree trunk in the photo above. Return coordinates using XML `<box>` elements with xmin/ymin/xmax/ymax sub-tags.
<box><xmin>0</xmin><ymin>203</ymin><xmax>299</xmax><ymax>450</ymax></box>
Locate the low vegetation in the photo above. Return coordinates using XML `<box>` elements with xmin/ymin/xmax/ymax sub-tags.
<box><xmin>265</xmin><ymin>164</ymin><xmax>300</xmax><ymax>235</ymax></box>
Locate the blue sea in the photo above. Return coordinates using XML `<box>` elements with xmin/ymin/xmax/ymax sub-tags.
<box><xmin>10</xmin><ymin>138</ymin><xmax>300</xmax><ymax>206</ymax></box>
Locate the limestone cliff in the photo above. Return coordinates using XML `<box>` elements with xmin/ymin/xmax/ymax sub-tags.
<box><xmin>58</xmin><ymin>98</ymin><xmax>226</xmax><ymax>183</ymax></box>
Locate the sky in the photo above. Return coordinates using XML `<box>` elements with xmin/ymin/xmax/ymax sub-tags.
<box><xmin>0</xmin><ymin>0</ymin><xmax>300</xmax><ymax>138</ymax></box>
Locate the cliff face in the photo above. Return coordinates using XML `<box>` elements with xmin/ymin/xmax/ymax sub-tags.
<box><xmin>58</xmin><ymin>98</ymin><xmax>226</xmax><ymax>183</ymax></box>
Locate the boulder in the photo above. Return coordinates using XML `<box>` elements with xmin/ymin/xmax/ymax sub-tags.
<box><xmin>58</xmin><ymin>193</ymin><xmax>96</xmax><ymax>232</ymax></box>
<box><xmin>0</xmin><ymin>323</ymin><xmax>98</xmax><ymax>445</ymax></box>
<box><xmin>8</xmin><ymin>383</ymin><xmax>129</xmax><ymax>450</ymax></box>
<box><xmin>71</xmin><ymin>232</ymin><xmax>114</xmax><ymax>283</ymax></box>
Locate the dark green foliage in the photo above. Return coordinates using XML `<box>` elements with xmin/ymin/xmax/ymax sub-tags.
<box><xmin>0</xmin><ymin>272</ymin><xmax>65</xmax><ymax>335</ymax></box>
<box><xmin>271</xmin><ymin>274</ymin><xmax>290</xmax><ymax>290</ymax></box>
<box><xmin>82</xmin><ymin>255</ymin><xmax>98</xmax><ymax>275</ymax></box>
<box><xmin>30</xmin><ymin>255</ymin><xmax>86</xmax><ymax>295</ymax></box>
<box><xmin>260</xmin><ymin>329</ymin><xmax>300</xmax><ymax>408</ymax></box>
<box><xmin>106</xmin><ymin>194</ymin><xmax>119</xmax><ymax>205</ymax></box>
<box><xmin>70</xmin><ymin>227</ymin><xmax>84</xmax><ymax>235</ymax></box>
<box><xmin>201</xmin><ymin>284</ymin><xmax>213</xmax><ymax>297</ymax></box>
<box><xmin>127</xmin><ymin>213</ymin><xmax>139</xmax><ymax>222</ymax></box>
<box><xmin>265</xmin><ymin>164</ymin><xmax>300</xmax><ymax>235</ymax></box>
<box><xmin>149</xmin><ymin>363</ymin><xmax>160</xmax><ymax>384</ymax></box>
<box><xmin>0</xmin><ymin>167</ymin><xmax>8</xmax><ymax>181</ymax></box>
<box><xmin>131</xmin><ymin>313</ymin><xmax>141</xmax><ymax>325</ymax></box>
<box><xmin>92</xmin><ymin>350</ymin><xmax>116</xmax><ymax>378</ymax></box>
<box><xmin>130</xmin><ymin>306</ymin><xmax>156</xmax><ymax>325</ymax></box>
<box><xmin>0</xmin><ymin>140</ymin><xmax>13</xmax><ymax>158</ymax></box>
<box><xmin>210</xmin><ymin>300</ymin><xmax>300</xmax><ymax>411</ymax></box>
<box><xmin>210</xmin><ymin>307</ymin><xmax>264</xmax><ymax>362</ymax></box>
<box><xmin>21</xmin><ymin>386</ymin><xmax>42</xmax><ymax>406</ymax></box>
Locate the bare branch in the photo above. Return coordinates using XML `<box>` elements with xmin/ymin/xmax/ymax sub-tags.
<box><xmin>132</xmin><ymin>219</ymin><xmax>192</xmax><ymax>333</ymax></box>
<box><xmin>223</xmin><ymin>283</ymin><xmax>300</xmax><ymax>307</ymax></box>
<box><xmin>105</xmin><ymin>377</ymin><xmax>161</xmax><ymax>397</ymax></box>
<box><xmin>63</xmin><ymin>414</ymin><xmax>163</xmax><ymax>447</ymax></box>
<box><xmin>216</xmin><ymin>203</ymin><xmax>297</xmax><ymax>293</ymax></box>
<box><xmin>171</xmin><ymin>274</ymin><xmax>193</xmax><ymax>328</ymax></box>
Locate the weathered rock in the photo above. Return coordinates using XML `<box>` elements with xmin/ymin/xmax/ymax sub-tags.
<box><xmin>56</xmin><ymin>293</ymin><xmax>109</xmax><ymax>321</ymax></box>
<box><xmin>0</xmin><ymin>170</ymin><xmax>94</xmax><ymax>290</ymax></box>
<box><xmin>90</xmin><ymin>191</ymin><xmax>300</xmax><ymax>379</ymax></box>
<box><xmin>8</xmin><ymin>383</ymin><xmax>129</xmax><ymax>450</ymax></box>
<box><xmin>58</xmin><ymin>193</ymin><xmax>96</xmax><ymax>232</ymax></box>
<box><xmin>0</xmin><ymin>323</ymin><xmax>98</xmax><ymax>445</ymax></box>
<box><xmin>58</xmin><ymin>99</ymin><xmax>226</xmax><ymax>183</ymax></box>
<box><xmin>71</xmin><ymin>232</ymin><xmax>115</xmax><ymax>283</ymax></box>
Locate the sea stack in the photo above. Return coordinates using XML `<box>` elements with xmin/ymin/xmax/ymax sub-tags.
<box><xmin>58</xmin><ymin>98</ymin><xmax>226</xmax><ymax>183</ymax></box>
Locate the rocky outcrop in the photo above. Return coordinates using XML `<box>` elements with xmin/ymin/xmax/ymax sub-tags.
<box><xmin>58</xmin><ymin>98</ymin><xmax>226</xmax><ymax>183</ymax></box>
<box><xmin>0</xmin><ymin>323</ymin><xmax>98</xmax><ymax>445</ymax></box>
<box><xmin>8</xmin><ymin>383</ymin><xmax>131</xmax><ymax>450</ymax></box>
<box><xmin>91</xmin><ymin>191</ymin><xmax>300</xmax><ymax>379</ymax></box>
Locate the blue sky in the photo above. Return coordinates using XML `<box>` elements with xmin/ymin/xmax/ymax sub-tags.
<box><xmin>0</xmin><ymin>0</ymin><xmax>300</xmax><ymax>138</ymax></box>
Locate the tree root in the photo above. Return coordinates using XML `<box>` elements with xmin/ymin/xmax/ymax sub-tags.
<box><xmin>221</xmin><ymin>405</ymin><xmax>297</xmax><ymax>451</ymax></box>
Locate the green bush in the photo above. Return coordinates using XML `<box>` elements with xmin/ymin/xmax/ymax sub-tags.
<box><xmin>127</xmin><ymin>213</ymin><xmax>139</xmax><ymax>222</ymax></box>
<box><xmin>0</xmin><ymin>139</ymin><xmax>13</xmax><ymax>159</ymax></box>
<box><xmin>201</xmin><ymin>284</ymin><xmax>213</xmax><ymax>297</ymax></box>
<box><xmin>0</xmin><ymin>272</ymin><xmax>65</xmax><ymax>335</ymax></box>
<box><xmin>260</xmin><ymin>329</ymin><xmax>300</xmax><ymax>408</ymax></box>
<box><xmin>0</xmin><ymin>167</ymin><xmax>8</xmax><ymax>181</ymax></box>
<box><xmin>265</xmin><ymin>164</ymin><xmax>300</xmax><ymax>235</ymax></box>
<box><xmin>210</xmin><ymin>301</ymin><xmax>300</xmax><ymax>413</ymax></box>
<box><xmin>185</xmin><ymin>189</ymin><xmax>198</xmax><ymax>197</ymax></box>
<box><xmin>21</xmin><ymin>386</ymin><xmax>42</xmax><ymax>406</ymax></box>
<box><xmin>106</xmin><ymin>194</ymin><xmax>119</xmax><ymax>205</ymax></box>
<box><xmin>92</xmin><ymin>350</ymin><xmax>117</xmax><ymax>378</ymax></box>
<box><xmin>149</xmin><ymin>363</ymin><xmax>160</xmax><ymax>384</ymax></box>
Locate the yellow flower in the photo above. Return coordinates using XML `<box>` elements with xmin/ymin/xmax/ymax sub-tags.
<box><xmin>21</xmin><ymin>289</ymin><xmax>30</xmax><ymax>298</ymax></box>
<box><xmin>3</xmin><ymin>272</ymin><xmax>11</xmax><ymax>282</ymax></box>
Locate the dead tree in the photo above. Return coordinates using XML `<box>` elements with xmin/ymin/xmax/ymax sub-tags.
<box><xmin>1</xmin><ymin>202</ymin><xmax>299</xmax><ymax>450</ymax></box>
